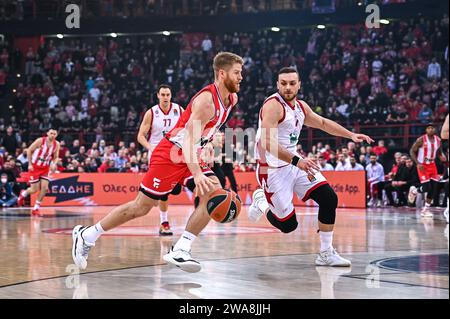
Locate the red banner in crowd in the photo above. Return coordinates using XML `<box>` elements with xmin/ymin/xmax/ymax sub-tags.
<box><xmin>32</xmin><ymin>171</ymin><xmax>366</xmax><ymax>208</ymax></box>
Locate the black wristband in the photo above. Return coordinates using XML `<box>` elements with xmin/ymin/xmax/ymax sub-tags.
<box><xmin>291</xmin><ymin>156</ymin><xmax>300</xmax><ymax>166</ymax></box>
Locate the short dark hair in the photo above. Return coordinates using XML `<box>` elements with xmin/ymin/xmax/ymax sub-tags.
<box><xmin>157</xmin><ymin>84</ymin><xmax>172</xmax><ymax>93</ymax></box>
<box><xmin>278</xmin><ymin>67</ymin><xmax>300</xmax><ymax>79</ymax></box>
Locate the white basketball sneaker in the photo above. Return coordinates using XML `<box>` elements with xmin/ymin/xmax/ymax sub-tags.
<box><xmin>163</xmin><ymin>247</ymin><xmax>201</xmax><ymax>273</ymax></box>
<box><xmin>315</xmin><ymin>247</ymin><xmax>351</xmax><ymax>267</ymax></box>
<box><xmin>248</xmin><ymin>188</ymin><xmax>267</xmax><ymax>222</ymax></box>
<box><xmin>72</xmin><ymin>225</ymin><xmax>95</xmax><ymax>270</ymax></box>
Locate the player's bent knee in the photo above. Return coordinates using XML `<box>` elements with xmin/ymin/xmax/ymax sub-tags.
<box><xmin>266</xmin><ymin>210</ymin><xmax>298</xmax><ymax>233</ymax></box>
<box><xmin>310</xmin><ymin>184</ymin><xmax>337</xmax><ymax>225</ymax></box>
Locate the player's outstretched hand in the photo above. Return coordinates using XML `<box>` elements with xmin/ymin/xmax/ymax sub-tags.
<box><xmin>351</xmin><ymin>133</ymin><xmax>374</xmax><ymax>144</ymax></box>
<box><xmin>297</xmin><ymin>158</ymin><xmax>320</xmax><ymax>176</ymax></box>
<box><xmin>194</xmin><ymin>173</ymin><xmax>217</xmax><ymax>196</ymax></box>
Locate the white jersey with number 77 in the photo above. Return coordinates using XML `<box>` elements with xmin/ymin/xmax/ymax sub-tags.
<box><xmin>148</xmin><ymin>103</ymin><xmax>183</xmax><ymax>146</ymax></box>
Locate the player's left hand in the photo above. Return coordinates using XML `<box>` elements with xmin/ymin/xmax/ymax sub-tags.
<box><xmin>50</xmin><ymin>163</ymin><xmax>57</xmax><ymax>173</ymax></box>
<box><xmin>351</xmin><ymin>133</ymin><xmax>374</xmax><ymax>144</ymax></box>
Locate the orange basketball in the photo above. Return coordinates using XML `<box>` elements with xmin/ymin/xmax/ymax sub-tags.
<box><xmin>206</xmin><ymin>188</ymin><xmax>241</xmax><ymax>223</ymax></box>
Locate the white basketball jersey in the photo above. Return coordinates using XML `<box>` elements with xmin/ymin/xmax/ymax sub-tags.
<box><xmin>255</xmin><ymin>92</ymin><xmax>306</xmax><ymax>167</ymax></box>
<box><xmin>31</xmin><ymin>136</ymin><xmax>57</xmax><ymax>168</ymax></box>
<box><xmin>148</xmin><ymin>103</ymin><xmax>183</xmax><ymax>146</ymax></box>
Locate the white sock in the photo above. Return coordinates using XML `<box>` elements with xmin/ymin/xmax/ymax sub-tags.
<box><xmin>21</xmin><ymin>190</ymin><xmax>29</xmax><ymax>197</ymax></box>
<box><xmin>160</xmin><ymin>210</ymin><xmax>168</xmax><ymax>224</ymax></box>
<box><xmin>173</xmin><ymin>231</ymin><xmax>196</xmax><ymax>252</ymax></box>
<box><xmin>319</xmin><ymin>231</ymin><xmax>333</xmax><ymax>252</ymax></box>
<box><xmin>81</xmin><ymin>222</ymin><xmax>105</xmax><ymax>244</ymax></box>
<box><xmin>33</xmin><ymin>200</ymin><xmax>41</xmax><ymax>210</ymax></box>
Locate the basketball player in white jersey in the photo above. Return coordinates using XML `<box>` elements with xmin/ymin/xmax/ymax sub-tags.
<box><xmin>137</xmin><ymin>84</ymin><xmax>184</xmax><ymax>235</ymax></box>
<box><xmin>248</xmin><ymin>67</ymin><xmax>373</xmax><ymax>266</ymax></box>
<box><xmin>410</xmin><ymin>123</ymin><xmax>446</xmax><ymax>217</ymax></box>
<box><xmin>440</xmin><ymin>114</ymin><xmax>448</xmax><ymax>223</ymax></box>
<box><xmin>17</xmin><ymin>129</ymin><xmax>60</xmax><ymax>216</ymax></box>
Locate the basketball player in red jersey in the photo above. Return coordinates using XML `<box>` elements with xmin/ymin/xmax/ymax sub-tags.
<box><xmin>137</xmin><ymin>84</ymin><xmax>184</xmax><ymax>236</ymax></box>
<box><xmin>72</xmin><ymin>52</ymin><xmax>243</xmax><ymax>271</ymax></box>
<box><xmin>410</xmin><ymin>123</ymin><xmax>446</xmax><ymax>217</ymax></box>
<box><xmin>17</xmin><ymin>129</ymin><xmax>60</xmax><ymax>216</ymax></box>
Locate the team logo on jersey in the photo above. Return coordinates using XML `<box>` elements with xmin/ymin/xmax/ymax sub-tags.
<box><xmin>307</xmin><ymin>174</ymin><xmax>317</xmax><ymax>182</ymax></box>
<box><xmin>174</xmin><ymin>109</ymin><xmax>178</xmax><ymax>116</ymax></box>
<box><xmin>153</xmin><ymin>178</ymin><xmax>161</xmax><ymax>189</ymax></box>
<box><xmin>289</xmin><ymin>133</ymin><xmax>298</xmax><ymax>144</ymax></box>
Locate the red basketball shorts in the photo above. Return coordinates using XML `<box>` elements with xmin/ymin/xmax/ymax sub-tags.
<box><xmin>29</xmin><ymin>165</ymin><xmax>51</xmax><ymax>184</ymax></box>
<box><xmin>417</xmin><ymin>163</ymin><xmax>439</xmax><ymax>183</ymax></box>
<box><xmin>140</xmin><ymin>138</ymin><xmax>213</xmax><ymax>198</ymax></box>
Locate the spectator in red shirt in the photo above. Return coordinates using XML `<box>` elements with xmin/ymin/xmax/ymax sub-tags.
<box><xmin>373</xmin><ymin>140</ymin><xmax>388</xmax><ymax>157</ymax></box>
<box><xmin>343</xmin><ymin>73</ymin><xmax>356</xmax><ymax>97</ymax></box>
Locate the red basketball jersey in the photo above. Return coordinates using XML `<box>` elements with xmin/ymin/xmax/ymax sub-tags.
<box><xmin>165</xmin><ymin>83</ymin><xmax>235</xmax><ymax>149</ymax></box>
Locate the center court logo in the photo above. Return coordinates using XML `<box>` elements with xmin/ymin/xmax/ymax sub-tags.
<box><xmin>47</xmin><ymin>176</ymin><xmax>94</xmax><ymax>203</ymax></box>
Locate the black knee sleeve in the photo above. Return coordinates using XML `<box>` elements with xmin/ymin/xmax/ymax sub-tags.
<box><xmin>170</xmin><ymin>183</ymin><xmax>182</xmax><ymax>195</ymax></box>
<box><xmin>309</xmin><ymin>184</ymin><xmax>337</xmax><ymax>225</ymax></box>
<box><xmin>266</xmin><ymin>210</ymin><xmax>298</xmax><ymax>233</ymax></box>
<box><xmin>419</xmin><ymin>182</ymin><xmax>430</xmax><ymax>194</ymax></box>
<box><xmin>194</xmin><ymin>196</ymin><xmax>200</xmax><ymax>208</ymax></box>
<box><xmin>186</xmin><ymin>179</ymin><xmax>196</xmax><ymax>193</ymax></box>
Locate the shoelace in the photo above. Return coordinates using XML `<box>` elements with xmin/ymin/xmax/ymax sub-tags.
<box><xmin>321</xmin><ymin>248</ymin><xmax>337</xmax><ymax>259</ymax></box>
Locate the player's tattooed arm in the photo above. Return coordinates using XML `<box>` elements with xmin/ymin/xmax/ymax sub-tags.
<box><xmin>301</xmin><ymin>100</ymin><xmax>374</xmax><ymax>144</ymax></box>
<box><xmin>409</xmin><ymin>137</ymin><xmax>424</xmax><ymax>170</ymax></box>
<box><xmin>137</xmin><ymin>109</ymin><xmax>154</xmax><ymax>152</ymax></box>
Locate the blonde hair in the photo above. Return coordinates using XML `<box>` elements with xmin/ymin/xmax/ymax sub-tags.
<box><xmin>213</xmin><ymin>52</ymin><xmax>244</xmax><ymax>79</ymax></box>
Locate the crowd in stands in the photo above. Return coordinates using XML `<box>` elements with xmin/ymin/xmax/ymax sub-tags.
<box><xmin>0</xmin><ymin>14</ymin><xmax>447</xmax><ymax>142</ymax></box>
<box><xmin>0</xmin><ymin>12</ymin><xmax>449</xmax><ymax>207</ymax></box>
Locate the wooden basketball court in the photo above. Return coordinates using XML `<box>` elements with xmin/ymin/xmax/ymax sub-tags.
<box><xmin>0</xmin><ymin>205</ymin><xmax>448</xmax><ymax>299</ymax></box>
